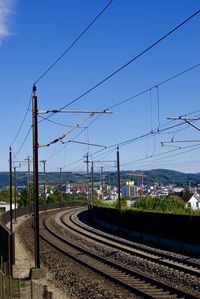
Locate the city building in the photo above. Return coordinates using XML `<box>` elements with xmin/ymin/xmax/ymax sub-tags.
<box><xmin>181</xmin><ymin>193</ymin><xmax>200</xmax><ymax>210</ymax></box>
<box><xmin>0</xmin><ymin>202</ymin><xmax>16</xmax><ymax>212</ymax></box>
<box><xmin>121</xmin><ymin>181</ymin><xmax>137</xmax><ymax>198</ymax></box>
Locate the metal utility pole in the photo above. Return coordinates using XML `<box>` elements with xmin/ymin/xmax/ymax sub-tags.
<box><xmin>116</xmin><ymin>146</ymin><xmax>121</xmax><ymax>209</ymax></box>
<box><xmin>13</xmin><ymin>163</ymin><xmax>22</xmax><ymax>220</ymax></box>
<box><xmin>100</xmin><ymin>166</ymin><xmax>104</xmax><ymax>198</ymax></box>
<box><xmin>41</xmin><ymin>160</ymin><xmax>46</xmax><ymax>211</ymax></box>
<box><xmin>83</xmin><ymin>153</ymin><xmax>90</xmax><ymax>209</ymax></box>
<box><xmin>9</xmin><ymin>147</ymin><xmax>13</xmax><ymax>232</ymax></box>
<box><xmin>32</xmin><ymin>83</ymin><xmax>40</xmax><ymax>269</ymax></box>
<box><xmin>85</xmin><ymin>158</ymin><xmax>115</xmax><ymax>206</ymax></box>
<box><xmin>27</xmin><ymin>156</ymin><xmax>31</xmax><ymax>214</ymax></box>
<box><xmin>91</xmin><ymin>162</ymin><xmax>94</xmax><ymax>209</ymax></box>
<box><xmin>59</xmin><ymin>167</ymin><xmax>62</xmax><ymax>207</ymax></box>
<box><xmin>14</xmin><ymin>167</ymin><xmax>17</xmax><ymax>222</ymax></box>
<box><xmin>86</xmin><ymin>153</ymin><xmax>89</xmax><ymax>208</ymax></box>
<box><xmin>9</xmin><ymin>147</ymin><xmax>13</xmax><ymax>276</ymax></box>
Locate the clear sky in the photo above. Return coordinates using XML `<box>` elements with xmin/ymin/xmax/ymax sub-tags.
<box><xmin>1</xmin><ymin>0</ymin><xmax>200</xmax><ymax>174</ymax></box>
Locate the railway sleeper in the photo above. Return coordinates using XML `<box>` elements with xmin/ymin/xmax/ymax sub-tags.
<box><xmin>43</xmin><ymin>211</ymin><xmax>200</xmax><ymax>299</ymax></box>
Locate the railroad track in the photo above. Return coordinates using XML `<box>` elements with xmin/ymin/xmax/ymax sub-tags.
<box><xmin>61</xmin><ymin>208</ymin><xmax>200</xmax><ymax>278</ymax></box>
<box><xmin>39</xmin><ymin>209</ymin><xmax>199</xmax><ymax>299</ymax></box>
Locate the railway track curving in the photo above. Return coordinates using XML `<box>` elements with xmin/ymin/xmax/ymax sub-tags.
<box><xmin>39</xmin><ymin>208</ymin><xmax>200</xmax><ymax>298</ymax></box>
<box><xmin>62</xmin><ymin>208</ymin><xmax>200</xmax><ymax>278</ymax></box>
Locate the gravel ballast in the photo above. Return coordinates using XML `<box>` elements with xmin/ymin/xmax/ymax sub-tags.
<box><xmin>17</xmin><ymin>216</ymin><xmax>140</xmax><ymax>299</ymax></box>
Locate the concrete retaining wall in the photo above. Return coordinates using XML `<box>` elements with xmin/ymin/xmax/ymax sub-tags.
<box><xmin>91</xmin><ymin>206</ymin><xmax>200</xmax><ymax>255</ymax></box>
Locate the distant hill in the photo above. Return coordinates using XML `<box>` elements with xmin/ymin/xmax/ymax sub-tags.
<box><xmin>122</xmin><ymin>169</ymin><xmax>200</xmax><ymax>186</ymax></box>
<box><xmin>0</xmin><ymin>169</ymin><xmax>200</xmax><ymax>188</ymax></box>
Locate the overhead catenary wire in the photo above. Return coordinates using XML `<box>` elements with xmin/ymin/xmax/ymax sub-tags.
<box><xmin>60</xmin><ymin>115</ymin><xmax>200</xmax><ymax>172</ymax></box>
<box><xmin>42</xmin><ymin>63</ymin><xmax>200</xmax><ymax>163</ymax></box>
<box><xmin>103</xmin><ymin>110</ymin><xmax>200</xmax><ymax>151</ymax></box>
<box><xmin>62</xmin><ymin>139</ymin><xmax>106</xmax><ymax>148</ymax></box>
<box><xmin>13</xmin><ymin>110</ymin><xmax>98</xmax><ymax>160</ymax></box>
<box><xmin>68</xmin><ymin>162</ymin><xmax>86</xmax><ymax>173</ymax></box>
<box><xmin>62</xmin><ymin>143</ymin><xmax>200</xmax><ymax>172</ymax></box>
<box><xmin>149</xmin><ymin>88</ymin><xmax>153</xmax><ymax>132</ymax></box>
<box><xmin>45</xmin><ymin>122</ymin><xmax>96</xmax><ymax>161</ymax></box>
<box><xmin>162</xmin><ymin>139</ymin><xmax>200</xmax><ymax>144</ymax></box>
<box><xmin>90</xmin><ymin>147</ymin><xmax>117</xmax><ymax>161</ymax></box>
<box><xmin>46</xmin><ymin>113</ymin><xmax>103</xmax><ymax>161</ymax></box>
<box><xmin>44</xmin><ymin>62</ymin><xmax>200</xmax><ymax>163</ymax></box>
<box><xmin>121</xmin><ymin>143</ymin><xmax>200</xmax><ymax>167</ymax></box>
<box><xmin>45</xmin><ymin>115</ymin><xmax>199</xmax><ymax>171</ymax></box>
<box><xmin>40</xmin><ymin>113</ymin><xmax>97</xmax><ymax>148</ymax></box>
<box><xmin>135</xmin><ymin>144</ymin><xmax>200</xmax><ymax>166</ymax></box>
<box><xmin>121</xmin><ymin>147</ymin><xmax>183</xmax><ymax>166</ymax></box>
<box><xmin>39</xmin><ymin>61</ymin><xmax>200</xmax><ymax>159</ymax></box>
<box><xmin>10</xmin><ymin>0</ymin><xmax>114</xmax><ymax>156</ymax></box>
<box><xmin>45</xmin><ymin>105</ymin><xmax>200</xmax><ymax>169</ymax></box>
<box><xmin>37</xmin><ymin>64</ymin><xmax>200</xmax><ymax>163</ymax></box>
<box><xmin>39</xmin><ymin>9</ymin><xmax>200</xmax><ymax>123</ymax></box>
<box><xmin>10</xmin><ymin>7</ymin><xmax>200</xmax><ymax>166</ymax></box>
<box><xmin>34</xmin><ymin>0</ymin><xmax>114</xmax><ymax>84</ymax></box>
<box><xmin>62</xmin><ymin>157</ymin><xmax>85</xmax><ymax>170</ymax></box>
<box><xmin>37</xmin><ymin>62</ymin><xmax>200</xmax><ymax>165</ymax></box>
<box><xmin>100</xmin><ymin>122</ymin><xmax>185</xmax><ymax>149</ymax></box>
<box><xmin>107</xmin><ymin>62</ymin><xmax>200</xmax><ymax>110</ymax></box>
<box><xmin>10</xmin><ymin>91</ymin><xmax>32</xmax><ymax>147</ymax></box>
<box><xmin>88</xmin><ymin>113</ymin><xmax>200</xmax><ymax>159</ymax></box>
<box><xmin>13</xmin><ymin>126</ymin><xmax>32</xmax><ymax>159</ymax></box>
<box><xmin>156</xmin><ymin>86</ymin><xmax>161</xmax><ymax>130</ymax></box>
<box><xmin>38</xmin><ymin>114</ymin><xmax>87</xmax><ymax>129</ymax></box>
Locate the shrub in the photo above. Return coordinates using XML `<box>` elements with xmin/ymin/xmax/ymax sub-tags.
<box><xmin>132</xmin><ymin>196</ymin><xmax>187</xmax><ymax>213</ymax></box>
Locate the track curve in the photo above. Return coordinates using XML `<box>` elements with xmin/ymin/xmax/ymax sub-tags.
<box><xmin>39</xmin><ymin>208</ymin><xmax>200</xmax><ymax>299</ymax></box>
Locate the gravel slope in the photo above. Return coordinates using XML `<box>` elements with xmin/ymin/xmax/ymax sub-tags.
<box><xmin>17</xmin><ymin>215</ymin><xmax>140</xmax><ymax>299</ymax></box>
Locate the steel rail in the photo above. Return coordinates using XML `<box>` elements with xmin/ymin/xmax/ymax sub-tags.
<box><xmin>61</xmin><ymin>209</ymin><xmax>200</xmax><ymax>278</ymax></box>
<box><xmin>39</xmin><ymin>210</ymin><xmax>199</xmax><ymax>299</ymax></box>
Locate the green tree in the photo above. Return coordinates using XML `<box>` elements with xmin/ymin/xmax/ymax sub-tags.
<box><xmin>18</xmin><ymin>183</ymin><xmax>34</xmax><ymax>207</ymax></box>
<box><xmin>132</xmin><ymin>196</ymin><xmax>187</xmax><ymax>213</ymax></box>
<box><xmin>0</xmin><ymin>188</ymin><xmax>9</xmax><ymax>203</ymax></box>
<box><xmin>18</xmin><ymin>189</ymin><xmax>28</xmax><ymax>207</ymax></box>
<box><xmin>47</xmin><ymin>188</ymin><xmax>61</xmax><ymax>203</ymax></box>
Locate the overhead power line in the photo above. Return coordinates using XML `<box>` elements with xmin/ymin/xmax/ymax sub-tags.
<box><xmin>38</xmin><ymin>115</ymin><xmax>87</xmax><ymax>128</ymax></box>
<box><xmin>11</xmin><ymin>9</ymin><xmax>200</xmax><ymax>163</ymax></box>
<box><xmin>121</xmin><ymin>144</ymin><xmax>200</xmax><ymax>167</ymax></box>
<box><xmin>13</xmin><ymin>126</ymin><xmax>32</xmax><ymax>159</ymax></box>
<box><xmin>64</xmin><ymin>139</ymin><xmax>106</xmax><ymax>148</ymax></box>
<box><xmin>10</xmin><ymin>91</ymin><xmax>32</xmax><ymax>147</ymax></box>
<box><xmin>34</xmin><ymin>0</ymin><xmax>114</xmax><ymax>84</ymax></box>
<box><xmin>90</xmin><ymin>110</ymin><xmax>199</xmax><ymax>164</ymax></box>
<box><xmin>39</xmin><ymin>109</ymin><xmax>110</xmax><ymax>148</ymax></box>
<box><xmin>108</xmin><ymin>63</ymin><xmax>200</xmax><ymax>110</ymax></box>
<box><xmin>162</xmin><ymin>140</ymin><xmax>200</xmax><ymax>144</ymax></box>
<box><xmin>11</xmin><ymin>61</ymin><xmax>200</xmax><ymax>158</ymax></box>
<box><xmin>105</xmin><ymin>122</ymin><xmax>185</xmax><ymax>149</ymax></box>
<box><xmin>167</xmin><ymin>116</ymin><xmax>200</xmax><ymax>132</ymax></box>
<box><xmin>89</xmin><ymin>110</ymin><xmax>200</xmax><ymax>159</ymax></box>
<box><xmin>40</xmin><ymin>9</ymin><xmax>200</xmax><ymax>123</ymax></box>
<box><xmin>38</xmin><ymin>62</ymin><xmax>200</xmax><ymax>160</ymax></box>
<box><xmin>46</xmin><ymin>63</ymin><xmax>200</xmax><ymax>161</ymax></box>
<box><xmin>10</xmin><ymin>0</ymin><xmax>114</xmax><ymax>152</ymax></box>
<box><xmin>40</xmin><ymin>113</ymin><xmax>95</xmax><ymax>148</ymax></box>
<box><xmin>46</xmin><ymin>113</ymin><xmax>104</xmax><ymax>161</ymax></box>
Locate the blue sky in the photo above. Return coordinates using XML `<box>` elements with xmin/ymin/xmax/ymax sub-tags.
<box><xmin>1</xmin><ymin>0</ymin><xmax>200</xmax><ymax>174</ymax></box>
